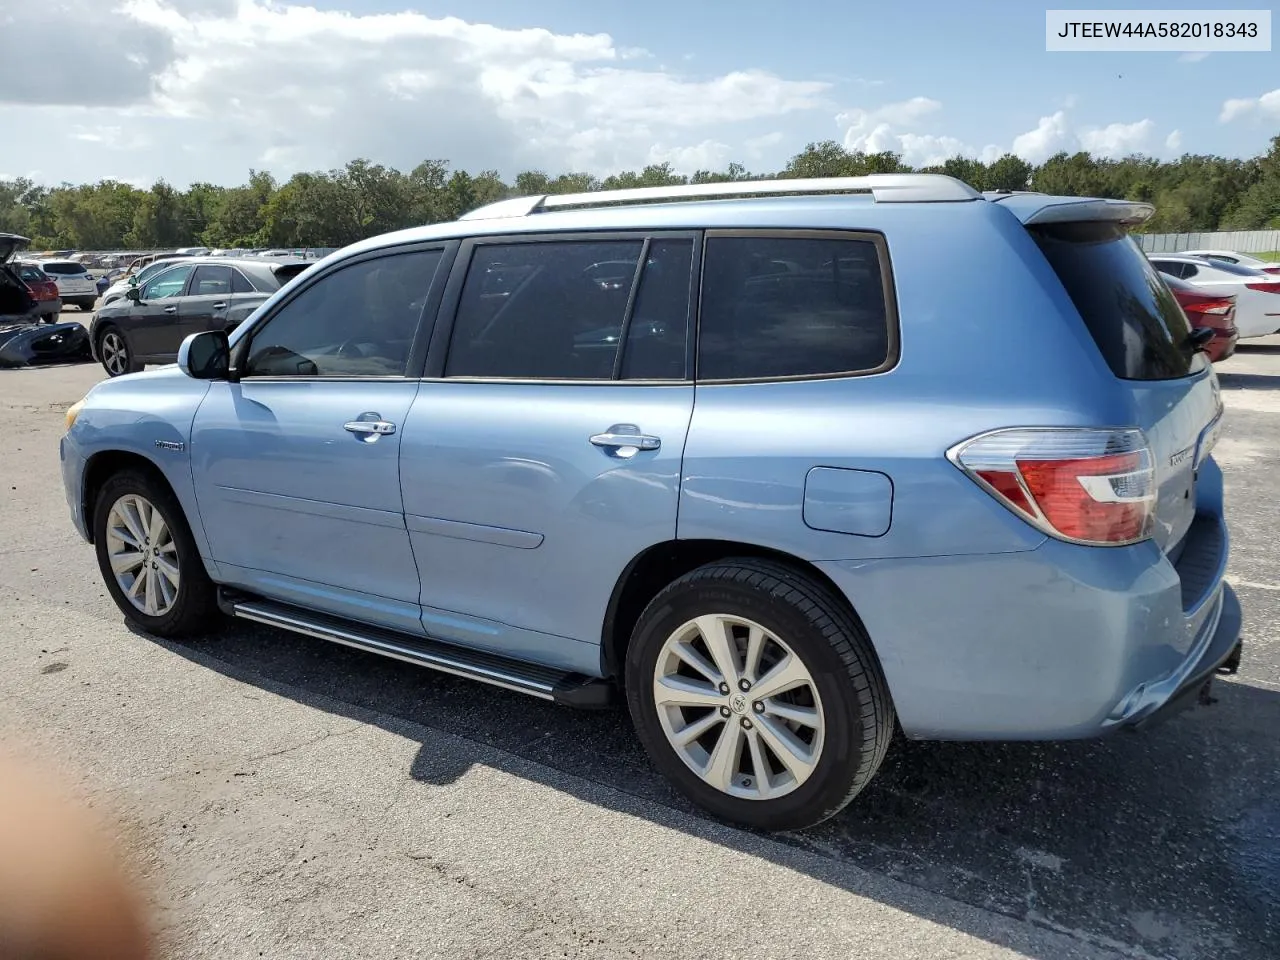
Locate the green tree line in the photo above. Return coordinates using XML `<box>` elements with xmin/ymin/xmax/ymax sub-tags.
<box><xmin>2</xmin><ymin>135</ymin><xmax>1277</xmax><ymax>251</ymax></box>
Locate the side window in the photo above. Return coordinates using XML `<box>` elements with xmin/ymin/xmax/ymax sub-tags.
<box><xmin>141</xmin><ymin>264</ymin><xmax>195</xmax><ymax>300</ymax></box>
<box><xmin>446</xmin><ymin>240</ymin><xmax>644</xmax><ymax>380</ymax></box>
<box><xmin>698</xmin><ymin>234</ymin><xmax>891</xmax><ymax>381</ymax></box>
<box><xmin>230</xmin><ymin>270</ymin><xmax>255</xmax><ymax>294</ymax></box>
<box><xmin>190</xmin><ymin>265</ymin><xmax>232</xmax><ymax>296</ymax></box>
<box><xmin>1181</xmin><ymin>263</ymin><xmax>1199</xmax><ymax>278</ymax></box>
<box><xmin>243</xmin><ymin>249</ymin><xmax>442</xmax><ymax>378</ymax></box>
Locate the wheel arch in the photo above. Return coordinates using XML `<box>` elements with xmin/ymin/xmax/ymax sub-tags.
<box><xmin>82</xmin><ymin>450</ymin><xmax>176</xmax><ymax>545</ymax></box>
<box><xmin>600</xmin><ymin>539</ymin><xmax>881</xmax><ymax>683</ymax></box>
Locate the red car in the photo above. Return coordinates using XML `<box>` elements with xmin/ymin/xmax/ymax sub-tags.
<box><xmin>1164</xmin><ymin>273</ymin><xmax>1238</xmax><ymax>362</ymax></box>
<box><xmin>14</xmin><ymin>260</ymin><xmax>62</xmax><ymax>323</ymax></box>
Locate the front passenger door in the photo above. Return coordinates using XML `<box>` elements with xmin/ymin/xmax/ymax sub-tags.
<box><xmin>190</xmin><ymin>244</ymin><xmax>451</xmax><ymax>635</ymax></box>
<box><xmin>129</xmin><ymin>263</ymin><xmax>196</xmax><ymax>359</ymax></box>
<box><xmin>178</xmin><ymin>264</ymin><xmax>234</xmax><ymax>336</ymax></box>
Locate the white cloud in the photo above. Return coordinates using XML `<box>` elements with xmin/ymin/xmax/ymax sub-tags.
<box><xmin>1010</xmin><ymin>111</ymin><xmax>1073</xmax><ymax>164</ymax></box>
<box><xmin>647</xmin><ymin>140</ymin><xmax>732</xmax><ymax>171</ymax></box>
<box><xmin>1165</xmin><ymin>129</ymin><xmax>1183</xmax><ymax>153</ymax></box>
<box><xmin>1220</xmin><ymin>89</ymin><xmax>1280</xmax><ymax>123</ymax></box>
<box><xmin>1079</xmin><ymin>119</ymin><xmax>1155</xmax><ymax>157</ymax></box>
<box><xmin>835</xmin><ymin>96</ymin><xmax>1003</xmax><ymax>166</ymax></box>
<box><xmin>0</xmin><ymin>0</ymin><xmax>833</xmax><ymax>185</ymax></box>
<box><xmin>1006</xmin><ymin>112</ymin><xmax>1156</xmax><ymax>163</ymax></box>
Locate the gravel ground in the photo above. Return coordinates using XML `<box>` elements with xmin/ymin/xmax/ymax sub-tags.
<box><xmin>0</xmin><ymin>319</ymin><xmax>1277</xmax><ymax>959</ymax></box>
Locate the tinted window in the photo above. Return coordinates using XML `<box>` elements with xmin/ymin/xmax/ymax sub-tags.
<box><xmin>17</xmin><ymin>265</ymin><xmax>45</xmax><ymax>282</ymax></box>
<box><xmin>446</xmin><ymin>240</ymin><xmax>644</xmax><ymax>380</ymax></box>
<box><xmin>244</xmin><ymin>249</ymin><xmax>441</xmax><ymax>378</ymax></box>
<box><xmin>1197</xmin><ymin>259</ymin><xmax>1268</xmax><ymax>277</ymax></box>
<box><xmin>622</xmin><ymin>240</ymin><xmax>694</xmax><ymax>380</ymax></box>
<box><xmin>230</xmin><ymin>269</ymin><xmax>255</xmax><ymax>294</ymax></box>
<box><xmin>698</xmin><ymin>235</ymin><xmax>891</xmax><ymax>380</ymax></box>
<box><xmin>141</xmin><ymin>264</ymin><xmax>195</xmax><ymax>300</ymax></box>
<box><xmin>40</xmin><ymin>262</ymin><xmax>86</xmax><ymax>276</ymax></box>
<box><xmin>1204</xmin><ymin>254</ymin><xmax>1235</xmax><ymax>263</ymax></box>
<box><xmin>190</xmin><ymin>265</ymin><xmax>232</xmax><ymax>296</ymax></box>
<box><xmin>1032</xmin><ymin>223</ymin><xmax>1202</xmax><ymax>381</ymax></box>
<box><xmin>1150</xmin><ymin>260</ymin><xmax>1184</xmax><ymax>279</ymax></box>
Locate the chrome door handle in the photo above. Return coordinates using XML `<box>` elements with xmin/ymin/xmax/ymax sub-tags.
<box><xmin>163</xmin><ymin>306</ymin><xmax>177</xmax><ymax>314</ymax></box>
<box><xmin>590</xmin><ymin>424</ymin><xmax>660</xmax><ymax>454</ymax></box>
<box><xmin>344</xmin><ymin>414</ymin><xmax>397</xmax><ymax>440</ymax></box>
<box><xmin>212</xmin><ymin>302</ymin><xmax>228</xmax><ymax>310</ymax></box>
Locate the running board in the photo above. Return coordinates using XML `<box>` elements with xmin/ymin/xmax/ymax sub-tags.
<box><xmin>219</xmin><ymin>591</ymin><xmax>616</xmax><ymax>709</ymax></box>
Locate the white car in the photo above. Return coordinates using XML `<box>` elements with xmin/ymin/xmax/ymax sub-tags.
<box><xmin>1149</xmin><ymin>255</ymin><xmax>1280</xmax><ymax>339</ymax></box>
<box><xmin>1179</xmin><ymin>249</ymin><xmax>1280</xmax><ymax>275</ymax></box>
<box><xmin>37</xmin><ymin>259</ymin><xmax>98</xmax><ymax>311</ymax></box>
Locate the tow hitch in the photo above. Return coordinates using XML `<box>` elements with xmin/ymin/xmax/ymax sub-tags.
<box><xmin>1199</xmin><ymin>640</ymin><xmax>1244</xmax><ymax>707</ymax></box>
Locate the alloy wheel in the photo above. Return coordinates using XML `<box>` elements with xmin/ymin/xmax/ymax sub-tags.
<box><xmin>652</xmin><ymin>614</ymin><xmax>825</xmax><ymax>800</ymax></box>
<box><xmin>100</xmin><ymin>332</ymin><xmax>128</xmax><ymax>375</ymax></box>
<box><xmin>105</xmin><ymin>494</ymin><xmax>181</xmax><ymax>617</ymax></box>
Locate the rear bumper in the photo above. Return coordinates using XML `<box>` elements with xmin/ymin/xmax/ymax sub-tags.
<box><xmin>1122</xmin><ymin>583</ymin><xmax>1241</xmax><ymax>731</ymax></box>
<box><xmin>816</xmin><ymin>499</ymin><xmax>1240</xmax><ymax>741</ymax></box>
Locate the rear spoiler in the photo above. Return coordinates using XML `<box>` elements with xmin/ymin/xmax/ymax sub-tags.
<box><xmin>270</xmin><ymin>261</ymin><xmax>313</xmax><ymax>281</ymax></box>
<box><xmin>985</xmin><ymin>193</ymin><xmax>1155</xmax><ymax>227</ymax></box>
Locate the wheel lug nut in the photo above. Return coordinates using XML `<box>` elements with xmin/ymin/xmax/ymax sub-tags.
<box><xmin>719</xmin><ymin>706</ymin><xmax>731</xmax><ymax>718</ymax></box>
<box><xmin>753</xmin><ymin>701</ymin><xmax>764</xmax><ymax>713</ymax></box>
<box><xmin>738</xmin><ymin>678</ymin><xmax>751</xmax><ymax>691</ymax></box>
<box><xmin>741</xmin><ymin>718</ymin><xmax>753</xmax><ymax>730</ymax></box>
<box><xmin>718</xmin><ymin>682</ymin><xmax>730</xmax><ymax>695</ymax></box>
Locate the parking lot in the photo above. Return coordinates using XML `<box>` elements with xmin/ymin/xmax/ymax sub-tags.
<box><xmin>1</xmin><ymin>306</ymin><xmax>1277</xmax><ymax>959</ymax></box>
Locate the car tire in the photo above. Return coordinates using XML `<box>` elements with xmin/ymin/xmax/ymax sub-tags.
<box><xmin>76</xmin><ymin>298</ymin><xmax>95</xmax><ymax>311</ymax></box>
<box><xmin>92</xmin><ymin>468</ymin><xmax>221</xmax><ymax>638</ymax></box>
<box><xmin>96</xmin><ymin>327</ymin><xmax>141</xmax><ymax>377</ymax></box>
<box><xmin>625</xmin><ymin>558</ymin><xmax>894</xmax><ymax>831</ymax></box>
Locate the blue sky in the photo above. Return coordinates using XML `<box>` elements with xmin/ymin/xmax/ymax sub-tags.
<box><xmin>0</xmin><ymin>0</ymin><xmax>1276</xmax><ymax>187</ymax></box>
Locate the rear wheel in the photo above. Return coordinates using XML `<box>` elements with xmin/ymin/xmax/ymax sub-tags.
<box><xmin>97</xmin><ymin>327</ymin><xmax>140</xmax><ymax>377</ymax></box>
<box><xmin>625</xmin><ymin>558</ymin><xmax>894</xmax><ymax>831</ymax></box>
<box><xmin>92</xmin><ymin>469</ymin><xmax>220</xmax><ymax>638</ymax></box>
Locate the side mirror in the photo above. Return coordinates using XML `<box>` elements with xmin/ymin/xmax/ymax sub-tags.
<box><xmin>178</xmin><ymin>330</ymin><xmax>230</xmax><ymax>380</ymax></box>
<box><xmin>125</xmin><ymin>287</ymin><xmax>141</xmax><ymax>302</ymax></box>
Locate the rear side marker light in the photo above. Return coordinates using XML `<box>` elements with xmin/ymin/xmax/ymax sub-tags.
<box><xmin>948</xmin><ymin>428</ymin><xmax>1155</xmax><ymax>546</ymax></box>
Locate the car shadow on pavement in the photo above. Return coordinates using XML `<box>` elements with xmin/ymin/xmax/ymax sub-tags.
<box><xmin>135</xmin><ymin>618</ymin><xmax>1280</xmax><ymax>960</ymax></box>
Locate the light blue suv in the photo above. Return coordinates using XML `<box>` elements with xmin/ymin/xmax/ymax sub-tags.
<box><xmin>60</xmin><ymin>175</ymin><xmax>1243</xmax><ymax>830</ymax></box>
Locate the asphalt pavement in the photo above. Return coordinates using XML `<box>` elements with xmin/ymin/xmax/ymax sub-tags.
<box><xmin>0</xmin><ymin>312</ymin><xmax>1276</xmax><ymax>959</ymax></box>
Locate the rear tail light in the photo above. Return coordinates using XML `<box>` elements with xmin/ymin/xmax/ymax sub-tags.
<box><xmin>1246</xmin><ymin>281</ymin><xmax>1280</xmax><ymax>293</ymax></box>
<box><xmin>948</xmin><ymin>428</ymin><xmax>1155</xmax><ymax>546</ymax></box>
<box><xmin>1182</xmin><ymin>298</ymin><xmax>1234</xmax><ymax>316</ymax></box>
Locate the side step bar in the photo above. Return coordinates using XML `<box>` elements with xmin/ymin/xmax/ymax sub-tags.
<box><xmin>219</xmin><ymin>590</ymin><xmax>615</xmax><ymax>709</ymax></box>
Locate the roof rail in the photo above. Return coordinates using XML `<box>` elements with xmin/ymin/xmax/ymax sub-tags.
<box><xmin>458</xmin><ymin>174</ymin><xmax>981</xmax><ymax>221</ymax></box>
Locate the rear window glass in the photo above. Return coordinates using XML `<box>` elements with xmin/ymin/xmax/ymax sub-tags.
<box><xmin>1190</xmin><ymin>259</ymin><xmax>1267</xmax><ymax>277</ymax></box>
<box><xmin>39</xmin><ymin>262</ymin><xmax>86</xmax><ymax>275</ymax></box>
<box><xmin>17</xmin><ymin>265</ymin><xmax>45</xmax><ymax>282</ymax></box>
<box><xmin>697</xmin><ymin>234</ymin><xmax>892</xmax><ymax>381</ymax></box>
<box><xmin>1031</xmin><ymin>223</ymin><xmax>1204</xmax><ymax>381</ymax></box>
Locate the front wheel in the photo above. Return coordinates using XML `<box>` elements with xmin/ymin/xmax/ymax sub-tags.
<box><xmin>97</xmin><ymin>328</ymin><xmax>140</xmax><ymax>377</ymax></box>
<box><xmin>625</xmin><ymin>559</ymin><xmax>895</xmax><ymax>831</ymax></box>
<box><xmin>92</xmin><ymin>469</ymin><xmax>221</xmax><ymax>638</ymax></box>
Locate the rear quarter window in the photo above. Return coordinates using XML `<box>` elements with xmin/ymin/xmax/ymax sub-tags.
<box><xmin>1030</xmin><ymin>223</ymin><xmax>1204</xmax><ymax>381</ymax></box>
<box><xmin>697</xmin><ymin>232</ymin><xmax>895</xmax><ymax>381</ymax></box>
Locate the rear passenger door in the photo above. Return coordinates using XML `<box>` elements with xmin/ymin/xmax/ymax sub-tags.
<box><xmin>400</xmin><ymin>233</ymin><xmax>698</xmax><ymax>674</ymax></box>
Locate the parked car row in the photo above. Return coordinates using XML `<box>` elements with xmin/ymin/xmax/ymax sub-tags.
<box><xmin>1</xmin><ymin>234</ymin><xmax>93</xmax><ymax>367</ymax></box>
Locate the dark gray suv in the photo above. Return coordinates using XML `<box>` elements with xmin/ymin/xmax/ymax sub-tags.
<box><xmin>89</xmin><ymin>257</ymin><xmax>312</xmax><ymax>376</ymax></box>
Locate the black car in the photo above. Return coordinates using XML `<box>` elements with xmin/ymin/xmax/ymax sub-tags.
<box><xmin>1</xmin><ymin>233</ymin><xmax>91</xmax><ymax>368</ymax></box>
<box><xmin>89</xmin><ymin>256</ymin><xmax>313</xmax><ymax>377</ymax></box>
